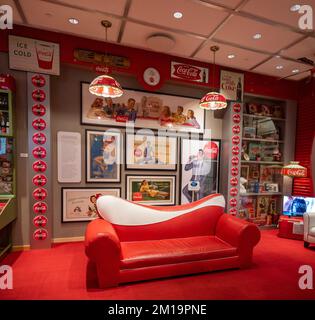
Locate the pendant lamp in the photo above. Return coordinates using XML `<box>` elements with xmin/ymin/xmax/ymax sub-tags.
<box><xmin>199</xmin><ymin>46</ymin><xmax>227</xmax><ymax>110</ymax></box>
<box><xmin>89</xmin><ymin>20</ymin><xmax>123</xmax><ymax>98</ymax></box>
<box><xmin>281</xmin><ymin>161</ymin><xmax>307</xmax><ymax>178</ymax></box>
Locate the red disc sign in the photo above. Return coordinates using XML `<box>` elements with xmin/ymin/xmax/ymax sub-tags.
<box><xmin>32</xmin><ymin>89</ymin><xmax>46</xmax><ymax>102</ymax></box>
<box><xmin>229</xmin><ymin>208</ymin><xmax>238</xmax><ymax>215</ymax></box>
<box><xmin>33</xmin><ymin>215</ymin><xmax>48</xmax><ymax>228</ymax></box>
<box><xmin>203</xmin><ymin>141</ymin><xmax>219</xmax><ymax>160</ymax></box>
<box><xmin>230</xmin><ymin>187</ymin><xmax>238</xmax><ymax>197</ymax></box>
<box><xmin>33</xmin><ymin>201</ymin><xmax>48</xmax><ymax>214</ymax></box>
<box><xmin>232</xmin><ymin>114</ymin><xmax>241</xmax><ymax>124</ymax></box>
<box><xmin>32</xmin><ymin>118</ymin><xmax>46</xmax><ymax>131</ymax></box>
<box><xmin>33</xmin><ymin>228</ymin><xmax>48</xmax><ymax>241</ymax></box>
<box><xmin>232</xmin><ymin>135</ymin><xmax>240</xmax><ymax>145</ymax></box>
<box><xmin>32</xmin><ymin>74</ymin><xmax>46</xmax><ymax>87</ymax></box>
<box><xmin>32</xmin><ymin>104</ymin><xmax>46</xmax><ymax>116</ymax></box>
<box><xmin>230</xmin><ymin>177</ymin><xmax>238</xmax><ymax>186</ymax></box>
<box><xmin>231</xmin><ymin>156</ymin><xmax>239</xmax><ymax>166</ymax></box>
<box><xmin>32</xmin><ymin>174</ymin><xmax>47</xmax><ymax>187</ymax></box>
<box><xmin>232</xmin><ymin>125</ymin><xmax>240</xmax><ymax>134</ymax></box>
<box><xmin>32</xmin><ymin>187</ymin><xmax>48</xmax><ymax>201</ymax></box>
<box><xmin>33</xmin><ymin>160</ymin><xmax>47</xmax><ymax>173</ymax></box>
<box><xmin>32</xmin><ymin>146</ymin><xmax>47</xmax><ymax>159</ymax></box>
<box><xmin>230</xmin><ymin>198</ymin><xmax>237</xmax><ymax>207</ymax></box>
<box><xmin>233</xmin><ymin>103</ymin><xmax>241</xmax><ymax>113</ymax></box>
<box><xmin>32</xmin><ymin>132</ymin><xmax>47</xmax><ymax>145</ymax></box>
<box><xmin>232</xmin><ymin>145</ymin><xmax>240</xmax><ymax>155</ymax></box>
<box><xmin>231</xmin><ymin>167</ymin><xmax>239</xmax><ymax>176</ymax></box>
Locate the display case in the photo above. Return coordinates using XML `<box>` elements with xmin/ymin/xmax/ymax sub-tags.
<box><xmin>0</xmin><ymin>75</ymin><xmax>17</xmax><ymax>259</ymax></box>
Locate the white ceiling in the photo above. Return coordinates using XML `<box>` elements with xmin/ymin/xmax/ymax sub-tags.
<box><xmin>10</xmin><ymin>0</ymin><xmax>315</xmax><ymax>80</ymax></box>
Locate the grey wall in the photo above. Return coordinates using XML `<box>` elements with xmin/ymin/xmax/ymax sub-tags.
<box><xmin>0</xmin><ymin>52</ymin><xmax>223</xmax><ymax>245</ymax></box>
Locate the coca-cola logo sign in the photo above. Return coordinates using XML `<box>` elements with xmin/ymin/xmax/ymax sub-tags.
<box><xmin>33</xmin><ymin>215</ymin><xmax>48</xmax><ymax>228</ymax></box>
<box><xmin>32</xmin><ymin>74</ymin><xmax>46</xmax><ymax>87</ymax></box>
<box><xmin>32</xmin><ymin>132</ymin><xmax>47</xmax><ymax>145</ymax></box>
<box><xmin>282</xmin><ymin>168</ymin><xmax>307</xmax><ymax>178</ymax></box>
<box><xmin>33</xmin><ymin>201</ymin><xmax>48</xmax><ymax>214</ymax></box>
<box><xmin>231</xmin><ymin>156</ymin><xmax>239</xmax><ymax>166</ymax></box>
<box><xmin>232</xmin><ymin>125</ymin><xmax>240</xmax><ymax>134</ymax></box>
<box><xmin>230</xmin><ymin>187</ymin><xmax>238</xmax><ymax>197</ymax></box>
<box><xmin>33</xmin><ymin>228</ymin><xmax>48</xmax><ymax>241</ymax></box>
<box><xmin>230</xmin><ymin>177</ymin><xmax>238</xmax><ymax>186</ymax></box>
<box><xmin>173</xmin><ymin>64</ymin><xmax>200</xmax><ymax>80</ymax></box>
<box><xmin>203</xmin><ymin>141</ymin><xmax>219</xmax><ymax>160</ymax></box>
<box><xmin>32</xmin><ymin>174</ymin><xmax>47</xmax><ymax>187</ymax></box>
<box><xmin>33</xmin><ymin>187</ymin><xmax>48</xmax><ymax>201</ymax></box>
<box><xmin>32</xmin><ymin>104</ymin><xmax>46</xmax><ymax>116</ymax></box>
<box><xmin>94</xmin><ymin>65</ymin><xmax>112</xmax><ymax>74</ymax></box>
<box><xmin>232</xmin><ymin>145</ymin><xmax>240</xmax><ymax>155</ymax></box>
<box><xmin>32</xmin><ymin>118</ymin><xmax>46</xmax><ymax>131</ymax></box>
<box><xmin>32</xmin><ymin>89</ymin><xmax>46</xmax><ymax>102</ymax></box>
<box><xmin>231</xmin><ymin>167</ymin><xmax>239</xmax><ymax>176</ymax></box>
<box><xmin>33</xmin><ymin>160</ymin><xmax>47</xmax><ymax>173</ymax></box>
<box><xmin>232</xmin><ymin>135</ymin><xmax>240</xmax><ymax>145</ymax></box>
<box><xmin>229</xmin><ymin>208</ymin><xmax>238</xmax><ymax>215</ymax></box>
<box><xmin>233</xmin><ymin>103</ymin><xmax>241</xmax><ymax>113</ymax></box>
<box><xmin>232</xmin><ymin>114</ymin><xmax>241</xmax><ymax>124</ymax></box>
<box><xmin>32</xmin><ymin>146</ymin><xmax>47</xmax><ymax>159</ymax></box>
<box><xmin>230</xmin><ymin>198</ymin><xmax>237</xmax><ymax>207</ymax></box>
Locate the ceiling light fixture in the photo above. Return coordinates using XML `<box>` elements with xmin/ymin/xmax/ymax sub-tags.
<box><xmin>253</xmin><ymin>33</ymin><xmax>262</xmax><ymax>40</ymax></box>
<box><xmin>276</xmin><ymin>65</ymin><xmax>284</xmax><ymax>69</ymax></box>
<box><xmin>173</xmin><ymin>11</ymin><xmax>183</xmax><ymax>19</ymax></box>
<box><xmin>89</xmin><ymin>20</ymin><xmax>123</xmax><ymax>98</ymax></box>
<box><xmin>281</xmin><ymin>161</ymin><xmax>307</xmax><ymax>178</ymax></box>
<box><xmin>290</xmin><ymin>4</ymin><xmax>301</xmax><ymax>12</ymax></box>
<box><xmin>228</xmin><ymin>54</ymin><xmax>235</xmax><ymax>59</ymax></box>
<box><xmin>199</xmin><ymin>46</ymin><xmax>227</xmax><ymax>111</ymax></box>
<box><xmin>292</xmin><ymin>69</ymin><xmax>299</xmax><ymax>73</ymax></box>
<box><xmin>68</xmin><ymin>18</ymin><xmax>79</xmax><ymax>25</ymax></box>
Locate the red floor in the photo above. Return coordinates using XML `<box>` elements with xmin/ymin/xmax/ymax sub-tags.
<box><xmin>0</xmin><ymin>230</ymin><xmax>315</xmax><ymax>300</ymax></box>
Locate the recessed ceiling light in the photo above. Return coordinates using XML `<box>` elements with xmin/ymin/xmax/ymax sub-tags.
<box><xmin>253</xmin><ymin>33</ymin><xmax>262</xmax><ymax>40</ymax></box>
<box><xmin>275</xmin><ymin>55</ymin><xmax>281</xmax><ymax>58</ymax></box>
<box><xmin>227</xmin><ymin>54</ymin><xmax>235</xmax><ymax>59</ymax></box>
<box><xmin>68</xmin><ymin>18</ymin><xmax>79</xmax><ymax>25</ymax></box>
<box><xmin>290</xmin><ymin>4</ymin><xmax>301</xmax><ymax>12</ymax></box>
<box><xmin>173</xmin><ymin>12</ymin><xmax>183</xmax><ymax>19</ymax></box>
<box><xmin>292</xmin><ymin>69</ymin><xmax>299</xmax><ymax>73</ymax></box>
<box><xmin>276</xmin><ymin>65</ymin><xmax>284</xmax><ymax>69</ymax></box>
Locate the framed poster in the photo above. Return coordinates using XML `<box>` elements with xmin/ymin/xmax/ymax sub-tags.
<box><xmin>57</xmin><ymin>131</ymin><xmax>81</xmax><ymax>183</ymax></box>
<box><xmin>126</xmin><ymin>175</ymin><xmax>176</xmax><ymax>206</ymax></box>
<box><xmin>220</xmin><ymin>70</ymin><xmax>244</xmax><ymax>102</ymax></box>
<box><xmin>62</xmin><ymin>187</ymin><xmax>121</xmax><ymax>222</ymax></box>
<box><xmin>180</xmin><ymin>138</ymin><xmax>220</xmax><ymax>204</ymax></box>
<box><xmin>125</xmin><ymin>131</ymin><xmax>177</xmax><ymax>170</ymax></box>
<box><xmin>86</xmin><ymin>130</ymin><xmax>121</xmax><ymax>182</ymax></box>
<box><xmin>81</xmin><ymin>83</ymin><xmax>205</xmax><ymax>133</ymax></box>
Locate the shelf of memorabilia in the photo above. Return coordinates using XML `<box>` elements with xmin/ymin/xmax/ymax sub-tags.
<box><xmin>239</xmin><ymin>98</ymin><xmax>286</xmax><ymax>227</ymax></box>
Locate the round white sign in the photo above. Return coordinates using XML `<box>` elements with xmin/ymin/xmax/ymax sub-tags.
<box><xmin>143</xmin><ymin>67</ymin><xmax>160</xmax><ymax>86</ymax></box>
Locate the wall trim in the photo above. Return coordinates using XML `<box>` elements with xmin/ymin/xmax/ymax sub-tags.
<box><xmin>12</xmin><ymin>236</ymin><xmax>84</xmax><ymax>251</ymax></box>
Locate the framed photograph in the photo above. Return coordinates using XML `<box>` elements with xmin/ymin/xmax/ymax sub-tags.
<box><xmin>265</xmin><ymin>183</ymin><xmax>279</xmax><ymax>193</ymax></box>
<box><xmin>126</xmin><ymin>175</ymin><xmax>176</xmax><ymax>206</ymax></box>
<box><xmin>81</xmin><ymin>82</ymin><xmax>205</xmax><ymax>133</ymax></box>
<box><xmin>180</xmin><ymin>138</ymin><xmax>220</xmax><ymax>204</ymax></box>
<box><xmin>86</xmin><ymin>130</ymin><xmax>121</xmax><ymax>182</ymax></box>
<box><xmin>125</xmin><ymin>131</ymin><xmax>177</xmax><ymax>170</ymax></box>
<box><xmin>62</xmin><ymin>187</ymin><xmax>121</xmax><ymax>222</ymax></box>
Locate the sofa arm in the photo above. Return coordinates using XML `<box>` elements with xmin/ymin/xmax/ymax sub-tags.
<box><xmin>216</xmin><ymin>214</ymin><xmax>261</xmax><ymax>267</ymax></box>
<box><xmin>85</xmin><ymin>218</ymin><xmax>121</xmax><ymax>288</ymax></box>
<box><xmin>304</xmin><ymin>212</ymin><xmax>315</xmax><ymax>231</ymax></box>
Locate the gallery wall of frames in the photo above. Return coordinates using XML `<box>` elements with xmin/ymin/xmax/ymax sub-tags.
<box><xmin>60</xmin><ymin>82</ymin><xmax>221</xmax><ymax>223</ymax></box>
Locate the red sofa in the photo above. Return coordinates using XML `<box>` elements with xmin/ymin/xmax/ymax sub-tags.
<box><xmin>85</xmin><ymin>194</ymin><xmax>260</xmax><ymax>288</ymax></box>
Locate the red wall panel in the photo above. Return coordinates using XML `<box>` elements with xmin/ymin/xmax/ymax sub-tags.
<box><xmin>293</xmin><ymin>79</ymin><xmax>315</xmax><ymax>196</ymax></box>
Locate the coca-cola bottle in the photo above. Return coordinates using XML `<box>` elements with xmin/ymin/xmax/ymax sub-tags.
<box><xmin>236</xmin><ymin>78</ymin><xmax>242</xmax><ymax>101</ymax></box>
<box><xmin>202</xmin><ymin>70</ymin><xmax>207</xmax><ymax>83</ymax></box>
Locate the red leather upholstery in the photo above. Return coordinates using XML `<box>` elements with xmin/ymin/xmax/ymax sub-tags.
<box><xmin>85</xmin><ymin>194</ymin><xmax>260</xmax><ymax>288</ymax></box>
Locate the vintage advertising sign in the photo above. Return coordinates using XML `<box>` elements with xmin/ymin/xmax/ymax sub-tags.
<box><xmin>171</xmin><ymin>61</ymin><xmax>209</xmax><ymax>84</ymax></box>
<box><xmin>220</xmin><ymin>70</ymin><xmax>244</xmax><ymax>102</ymax></box>
<box><xmin>9</xmin><ymin>35</ymin><xmax>60</xmax><ymax>75</ymax></box>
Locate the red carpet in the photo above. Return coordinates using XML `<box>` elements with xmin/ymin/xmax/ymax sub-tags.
<box><xmin>0</xmin><ymin>230</ymin><xmax>315</xmax><ymax>300</ymax></box>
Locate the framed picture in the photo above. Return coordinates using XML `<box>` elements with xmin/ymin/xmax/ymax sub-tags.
<box><xmin>265</xmin><ymin>183</ymin><xmax>279</xmax><ymax>193</ymax></box>
<box><xmin>81</xmin><ymin>82</ymin><xmax>205</xmax><ymax>133</ymax></box>
<box><xmin>125</xmin><ymin>131</ymin><xmax>177</xmax><ymax>170</ymax></box>
<box><xmin>86</xmin><ymin>129</ymin><xmax>121</xmax><ymax>182</ymax></box>
<box><xmin>126</xmin><ymin>175</ymin><xmax>176</xmax><ymax>206</ymax></box>
<box><xmin>62</xmin><ymin>187</ymin><xmax>121</xmax><ymax>222</ymax></box>
<box><xmin>180</xmin><ymin>138</ymin><xmax>220</xmax><ymax>204</ymax></box>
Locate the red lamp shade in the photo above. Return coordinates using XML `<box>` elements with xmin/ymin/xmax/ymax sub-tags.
<box><xmin>281</xmin><ymin>161</ymin><xmax>307</xmax><ymax>178</ymax></box>
<box><xmin>89</xmin><ymin>75</ymin><xmax>123</xmax><ymax>98</ymax></box>
<box><xmin>199</xmin><ymin>92</ymin><xmax>227</xmax><ymax>110</ymax></box>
